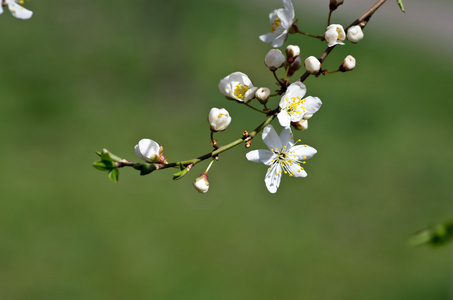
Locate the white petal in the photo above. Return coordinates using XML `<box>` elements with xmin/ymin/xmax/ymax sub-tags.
<box><xmin>301</xmin><ymin>96</ymin><xmax>322</xmax><ymax>118</ymax></box>
<box><xmin>271</xmin><ymin>31</ymin><xmax>288</xmax><ymax>48</ymax></box>
<box><xmin>243</xmin><ymin>87</ymin><xmax>257</xmax><ymax>103</ymax></box>
<box><xmin>265</xmin><ymin>163</ymin><xmax>282</xmax><ymax>193</ymax></box>
<box><xmin>287</xmin><ymin>163</ymin><xmax>307</xmax><ymax>177</ymax></box>
<box><xmin>285</xmin><ymin>81</ymin><xmax>307</xmax><ymax>98</ymax></box>
<box><xmin>290</xmin><ymin>145</ymin><xmax>317</xmax><ymax>160</ymax></box>
<box><xmin>135</xmin><ymin>139</ymin><xmax>160</xmax><ymax>162</ymax></box>
<box><xmin>282</xmin><ymin>0</ymin><xmax>295</xmax><ymax>20</ymax></box>
<box><xmin>8</xmin><ymin>2</ymin><xmax>32</xmax><ymax>19</ymax></box>
<box><xmin>277</xmin><ymin>110</ymin><xmax>291</xmax><ymax>128</ymax></box>
<box><xmin>262</xmin><ymin>125</ymin><xmax>283</xmax><ymax>151</ymax></box>
<box><xmin>260</xmin><ymin>32</ymin><xmax>278</xmax><ymax>43</ymax></box>
<box><xmin>246</xmin><ymin>149</ymin><xmax>275</xmax><ymax>165</ymax></box>
<box><xmin>279</xmin><ymin>127</ymin><xmax>293</xmax><ymax>148</ymax></box>
<box><xmin>278</xmin><ymin>5</ymin><xmax>293</xmax><ymax>29</ymax></box>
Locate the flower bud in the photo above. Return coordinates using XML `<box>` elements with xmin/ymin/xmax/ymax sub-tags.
<box><xmin>340</xmin><ymin>55</ymin><xmax>356</xmax><ymax>72</ymax></box>
<box><xmin>193</xmin><ymin>173</ymin><xmax>209</xmax><ymax>193</ymax></box>
<box><xmin>264</xmin><ymin>49</ymin><xmax>285</xmax><ymax>71</ymax></box>
<box><xmin>208</xmin><ymin>108</ymin><xmax>231</xmax><ymax>132</ymax></box>
<box><xmin>329</xmin><ymin>0</ymin><xmax>344</xmax><ymax>11</ymax></box>
<box><xmin>135</xmin><ymin>139</ymin><xmax>167</xmax><ymax>164</ymax></box>
<box><xmin>255</xmin><ymin>87</ymin><xmax>271</xmax><ymax>104</ymax></box>
<box><xmin>286</xmin><ymin>45</ymin><xmax>300</xmax><ymax>59</ymax></box>
<box><xmin>291</xmin><ymin>119</ymin><xmax>308</xmax><ymax>131</ymax></box>
<box><xmin>287</xmin><ymin>56</ymin><xmax>301</xmax><ymax>76</ymax></box>
<box><xmin>304</xmin><ymin>56</ymin><xmax>321</xmax><ymax>74</ymax></box>
<box><xmin>347</xmin><ymin>25</ymin><xmax>364</xmax><ymax>43</ymax></box>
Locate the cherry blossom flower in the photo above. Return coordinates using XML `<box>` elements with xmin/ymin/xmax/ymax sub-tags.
<box><xmin>347</xmin><ymin>25</ymin><xmax>364</xmax><ymax>43</ymax></box>
<box><xmin>0</xmin><ymin>0</ymin><xmax>33</xmax><ymax>19</ymax></box>
<box><xmin>324</xmin><ymin>24</ymin><xmax>345</xmax><ymax>47</ymax></box>
<box><xmin>259</xmin><ymin>0</ymin><xmax>295</xmax><ymax>48</ymax></box>
<box><xmin>218</xmin><ymin>72</ymin><xmax>258</xmax><ymax>103</ymax></box>
<box><xmin>193</xmin><ymin>174</ymin><xmax>209</xmax><ymax>193</ymax></box>
<box><xmin>246</xmin><ymin>125</ymin><xmax>316</xmax><ymax>193</ymax></box>
<box><xmin>277</xmin><ymin>82</ymin><xmax>322</xmax><ymax>128</ymax></box>
<box><xmin>135</xmin><ymin>139</ymin><xmax>167</xmax><ymax>164</ymax></box>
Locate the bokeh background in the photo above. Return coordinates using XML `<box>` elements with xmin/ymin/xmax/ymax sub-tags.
<box><xmin>1</xmin><ymin>0</ymin><xmax>452</xmax><ymax>299</ymax></box>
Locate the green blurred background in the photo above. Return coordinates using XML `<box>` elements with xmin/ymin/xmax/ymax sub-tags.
<box><xmin>0</xmin><ymin>0</ymin><xmax>452</xmax><ymax>299</ymax></box>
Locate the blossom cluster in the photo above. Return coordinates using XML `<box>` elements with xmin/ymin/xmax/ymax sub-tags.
<box><xmin>96</xmin><ymin>0</ymin><xmax>374</xmax><ymax>195</ymax></box>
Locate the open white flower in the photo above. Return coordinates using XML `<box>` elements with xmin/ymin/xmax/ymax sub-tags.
<box><xmin>208</xmin><ymin>107</ymin><xmax>231</xmax><ymax>132</ymax></box>
<box><xmin>0</xmin><ymin>0</ymin><xmax>33</xmax><ymax>19</ymax></box>
<box><xmin>259</xmin><ymin>0</ymin><xmax>295</xmax><ymax>48</ymax></box>
<box><xmin>135</xmin><ymin>138</ymin><xmax>167</xmax><ymax>164</ymax></box>
<box><xmin>218</xmin><ymin>72</ymin><xmax>258</xmax><ymax>103</ymax></box>
<box><xmin>246</xmin><ymin>125</ymin><xmax>316</xmax><ymax>193</ymax></box>
<box><xmin>324</xmin><ymin>24</ymin><xmax>345</xmax><ymax>47</ymax></box>
<box><xmin>277</xmin><ymin>82</ymin><xmax>322</xmax><ymax>128</ymax></box>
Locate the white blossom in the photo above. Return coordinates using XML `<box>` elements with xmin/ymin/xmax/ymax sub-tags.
<box><xmin>255</xmin><ymin>87</ymin><xmax>271</xmax><ymax>103</ymax></box>
<box><xmin>324</xmin><ymin>24</ymin><xmax>345</xmax><ymax>47</ymax></box>
<box><xmin>259</xmin><ymin>0</ymin><xmax>295</xmax><ymax>48</ymax></box>
<box><xmin>264</xmin><ymin>49</ymin><xmax>286</xmax><ymax>70</ymax></box>
<box><xmin>347</xmin><ymin>25</ymin><xmax>364</xmax><ymax>43</ymax></box>
<box><xmin>135</xmin><ymin>139</ymin><xmax>167</xmax><ymax>164</ymax></box>
<box><xmin>0</xmin><ymin>0</ymin><xmax>33</xmax><ymax>19</ymax></box>
<box><xmin>286</xmin><ymin>45</ymin><xmax>300</xmax><ymax>58</ymax></box>
<box><xmin>208</xmin><ymin>108</ymin><xmax>231</xmax><ymax>132</ymax></box>
<box><xmin>218</xmin><ymin>72</ymin><xmax>258</xmax><ymax>103</ymax></box>
<box><xmin>341</xmin><ymin>55</ymin><xmax>356</xmax><ymax>71</ymax></box>
<box><xmin>246</xmin><ymin>125</ymin><xmax>316</xmax><ymax>193</ymax></box>
<box><xmin>277</xmin><ymin>82</ymin><xmax>322</xmax><ymax>128</ymax></box>
<box><xmin>304</xmin><ymin>56</ymin><xmax>321</xmax><ymax>74</ymax></box>
<box><xmin>193</xmin><ymin>174</ymin><xmax>209</xmax><ymax>193</ymax></box>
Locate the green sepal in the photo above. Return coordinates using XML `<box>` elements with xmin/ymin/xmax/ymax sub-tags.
<box><xmin>108</xmin><ymin>168</ymin><xmax>119</xmax><ymax>183</ymax></box>
<box><xmin>410</xmin><ymin>220</ymin><xmax>453</xmax><ymax>247</ymax></box>
<box><xmin>397</xmin><ymin>0</ymin><xmax>405</xmax><ymax>13</ymax></box>
<box><xmin>133</xmin><ymin>163</ymin><xmax>157</xmax><ymax>176</ymax></box>
<box><xmin>173</xmin><ymin>164</ymin><xmax>189</xmax><ymax>180</ymax></box>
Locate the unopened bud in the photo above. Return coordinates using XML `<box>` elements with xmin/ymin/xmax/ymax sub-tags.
<box><xmin>208</xmin><ymin>107</ymin><xmax>232</xmax><ymax>132</ymax></box>
<box><xmin>304</xmin><ymin>56</ymin><xmax>321</xmax><ymax>74</ymax></box>
<box><xmin>193</xmin><ymin>173</ymin><xmax>209</xmax><ymax>193</ymax></box>
<box><xmin>286</xmin><ymin>45</ymin><xmax>300</xmax><ymax>58</ymax></box>
<box><xmin>264</xmin><ymin>49</ymin><xmax>285</xmax><ymax>71</ymax></box>
<box><xmin>347</xmin><ymin>25</ymin><xmax>364</xmax><ymax>43</ymax></box>
<box><xmin>291</xmin><ymin>119</ymin><xmax>308</xmax><ymax>131</ymax></box>
<box><xmin>329</xmin><ymin>0</ymin><xmax>344</xmax><ymax>11</ymax></box>
<box><xmin>340</xmin><ymin>55</ymin><xmax>356</xmax><ymax>72</ymax></box>
<box><xmin>255</xmin><ymin>87</ymin><xmax>271</xmax><ymax>104</ymax></box>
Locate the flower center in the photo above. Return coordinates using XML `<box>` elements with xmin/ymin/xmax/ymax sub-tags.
<box><xmin>285</xmin><ymin>96</ymin><xmax>306</xmax><ymax>118</ymax></box>
<box><xmin>336</xmin><ymin>27</ymin><xmax>343</xmax><ymax>39</ymax></box>
<box><xmin>233</xmin><ymin>83</ymin><xmax>249</xmax><ymax>100</ymax></box>
<box><xmin>270</xmin><ymin>15</ymin><xmax>281</xmax><ymax>33</ymax></box>
<box><xmin>270</xmin><ymin>141</ymin><xmax>307</xmax><ymax>177</ymax></box>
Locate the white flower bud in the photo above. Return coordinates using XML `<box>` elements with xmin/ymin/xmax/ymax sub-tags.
<box><xmin>347</xmin><ymin>25</ymin><xmax>364</xmax><ymax>43</ymax></box>
<box><xmin>291</xmin><ymin>119</ymin><xmax>308</xmax><ymax>131</ymax></box>
<box><xmin>135</xmin><ymin>139</ymin><xmax>167</xmax><ymax>163</ymax></box>
<box><xmin>304</xmin><ymin>56</ymin><xmax>321</xmax><ymax>74</ymax></box>
<box><xmin>324</xmin><ymin>24</ymin><xmax>346</xmax><ymax>47</ymax></box>
<box><xmin>340</xmin><ymin>55</ymin><xmax>356</xmax><ymax>71</ymax></box>
<box><xmin>193</xmin><ymin>174</ymin><xmax>209</xmax><ymax>193</ymax></box>
<box><xmin>264</xmin><ymin>49</ymin><xmax>285</xmax><ymax>71</ymax></box>
<box><xmin>208</xmin><ymin>107</ymin><xmax>231</xmax><ymax>132</ymax></box>
<box><xmin>255</xmin><ymin>87</ymin><xmax>271</xmax><ymax>104</ymax></box>
<box><xmin>286</xmin><ymin>45</ymin><xmax>300</xmax><ymax>58</ymax></box>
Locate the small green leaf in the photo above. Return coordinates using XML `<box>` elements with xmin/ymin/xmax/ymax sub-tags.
<box><xmin>173</xmin><ymin>169</ymin><xmax>189</xmax><ymax>180</ymax></box>
<box><xmin>108</xmin><ymin>168</ymin><xmax>119</xmax><ymax>183</ymax></box>
<box><xmin>93</xmin><ymin>160</ymin><xmax>112</xmax><ymax>171</ymax></box>
<box><xmin>178</xmin><ymin>163</ymin><xmax>185</xmax><ymax>171</ymax></box>
<box><xmin>410</xmin><ymin>220</ymin><xmax>453</xmax><ymax>247</ymax></box>
<box><xmin>139</xmin><ymin>163</ymin><xmax>157</xmax><ymax>176</ymax></box>
<box><xmin>397</xmin><ymin>0</ymin><xmax>405</xmax><ymax>13</ymax></box>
